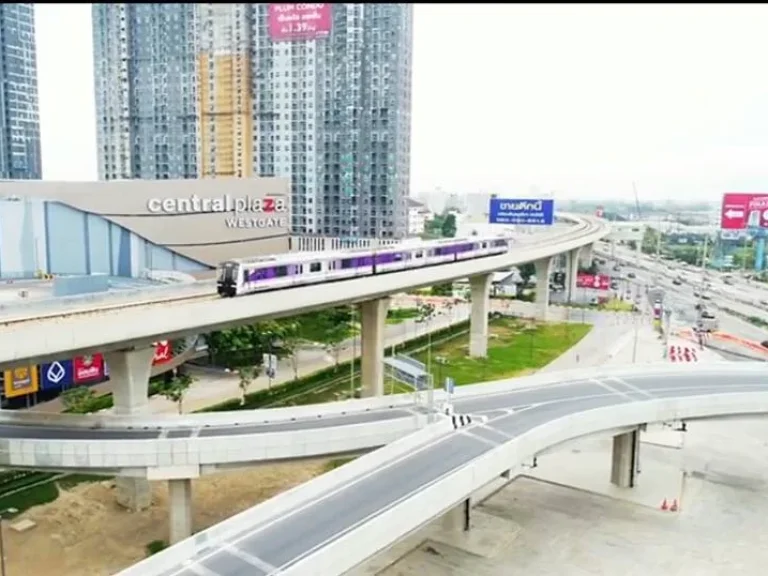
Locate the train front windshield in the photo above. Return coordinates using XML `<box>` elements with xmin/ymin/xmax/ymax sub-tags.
<box><xmin>218</xmin><ymin>263</ymin><xmax>237</xmax><ymax>284</ymax></box>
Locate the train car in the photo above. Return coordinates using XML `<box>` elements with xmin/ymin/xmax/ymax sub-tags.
<box><xmin>216</xmin><ymin>236</ymin><xmax>511</xmax><ymax>298</ymax></box>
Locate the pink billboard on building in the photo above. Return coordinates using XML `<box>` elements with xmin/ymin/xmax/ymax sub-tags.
<box><xmin>575</xmin><ymin>273</ymin><xmax>610</xmax><ymax>291</ymax></box>
<box><xmin>268</xmin><ymin>4</ymin><xmax>332</xmax><ymax>41</ymax></box>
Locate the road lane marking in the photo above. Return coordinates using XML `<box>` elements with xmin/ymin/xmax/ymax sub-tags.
<box><xmin>460</xmin><ymin>429</ymin><xmax>501</xmax><ymax>448</ymax></box>
<box><xmin>607</xmin><ymin>376</ymin><xmax>655</xmax><ymax>399</ymax></box>
<box><xmin>590</xmin><ymin>378</ymin><xmax>636</xmax><ymax>402</ymax></box>
<box><xmin>224</xmin><ymin>545</ymin><xmax>277</xmax><ymax>573</ymax></box>
<box><xmin>186</xmin><ymin>564</ymin><xmax>219</xmax><ymax>576</ymax></box>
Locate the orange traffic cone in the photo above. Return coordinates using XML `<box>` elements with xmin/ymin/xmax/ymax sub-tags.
<box><xmin>670</xmin><ymin>499</ymin><xmax>678</xmax><ymax>512</ymax></box>
<box><xmin>660</xmin><ymin>499</ymin><xmax>668</xmax><ymax>511</ymax></box>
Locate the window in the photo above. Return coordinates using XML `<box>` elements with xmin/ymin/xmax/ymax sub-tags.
<box><xmin>275</xmin><ymin>266</ymin><xmax>288</xmax><ymax>278</ymax></box>
<box><xmin>310</xmin><ymin>262</ymin><xmax>322</xmax><ymax>273</ymax></box>
<box><xmin>341</xmin><ymin>258</ymin><xmax>355</xmax><ymax>269</ymax></box>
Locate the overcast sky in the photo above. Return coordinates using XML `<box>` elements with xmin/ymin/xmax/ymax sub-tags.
<box><xmin>35</xmin><ymin>4</ymin><xmax>768</xmax><ymax>202</ymax></box>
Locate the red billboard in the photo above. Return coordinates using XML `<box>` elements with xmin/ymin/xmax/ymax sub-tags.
<box><xmin>720</xmin><ymin>193</ymin><xmax>768</xmax><ymax>230</ymax></box>
<box><xmin>73</xmin><ymin>354</ymin><xmax>105</xmax><ymax>384</ymax></box>
<box><xmin>576</xmin><ymin>273</ymin><xmax>610</xmax><ymax>290</ymax></box>
<box><xmin>153</xmin><ymin>341</ymin><xmax>172</xmax><ymax>366</ymax></box>
<box><xmin>268</xmin><ymin>4</ymin><xmax>332</xmax><ymax>41</ymax></box>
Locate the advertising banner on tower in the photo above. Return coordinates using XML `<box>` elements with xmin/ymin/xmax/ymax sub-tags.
<box><xmin>3</xmin><ymin>366</ymin><xmax>39</xmax><ymax>398</ymax></box>
<box><xmin>268</xmin><ymin>4</ymin><xmax>332</xmax><ymax>41</ymax></box>
<box><xmin>73</xmin><ymin>354</ymin><xmax>105</xmax><ymax>385</ymax></box>
<box><xmin>153</xmin><ymin>341</ymin><xmax>172</xmax><ymax>365</ymax></box>
<box><xmin>721</xmin><ymin>193</ymin><xmax>768</xmax><ymax>230</ymax></box>
<box><xmin>41</xmin><ymin>360</ymin><xmax>74</xmax><ymax>391</ymax></box>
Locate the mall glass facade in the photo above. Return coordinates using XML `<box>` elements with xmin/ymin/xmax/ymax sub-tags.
<box><xmin>0</xmin><ymin>198</ymin><xmax>207</xmax><ymax>278</ymax></box>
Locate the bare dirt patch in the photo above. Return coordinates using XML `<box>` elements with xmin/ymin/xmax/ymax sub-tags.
<box><xmin>3</xmin><ymin>460</ymin><xmax>328</xmax><ymax>576</ymax></box>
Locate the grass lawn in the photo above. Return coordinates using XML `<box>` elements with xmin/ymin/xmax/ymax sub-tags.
<box><xmin>603</xmin><ymin>299</ymin><xmax>634</xmax><ymax>312</ymax></box>
<box><xmin>386</xmin><ymin>307</ymin><xmax>420</xmax><ymax>325</ymax></box>
<box><xmin>411</xmin><ymin>318</ymin><xmax>591</xmax><ymax>386</ymax></box>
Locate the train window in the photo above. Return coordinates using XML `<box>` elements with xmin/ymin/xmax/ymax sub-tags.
<box><xmin>341</xmin><ymin>258</ymin><xmax>354</xmax><ymax>269</ymax></box>
<box><xmin>243</xmin><ymin>269</ymin><xmax>249</xmax><ymax>283</ymax></box>
<box><xmin>275</xmin><ymin>266</ymin><xmax>288</xmax><ymax>278</ymax></box>
<box><xmin>393</xmin><ymin>253</ymin><xmax>403</xmax><ymax>262</ymax></box>
<box><xmin>414</xmin><ymin>251</ymin><xmax>423</xmax><ymax>258</ymax></box>
<box><xmin>310</xmin><ymin>262</ymin><xmax>322</xmax><ymax>273</ymax></box>
<box><xmin>482</xmin><ymin>242</ymin><xmax>488</xmax><ymax>248</ymax></box>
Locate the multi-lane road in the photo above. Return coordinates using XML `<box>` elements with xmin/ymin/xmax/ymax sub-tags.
<box><xmin>129</xmin><ymin>363</ymin><xmax>768</xmax><ymax>576</ymax></box>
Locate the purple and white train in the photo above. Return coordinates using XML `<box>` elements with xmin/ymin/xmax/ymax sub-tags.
<box><xmin>216</xmin><ymin>236</ymin><xmax>512</xmax><ymax>297</ymax></box>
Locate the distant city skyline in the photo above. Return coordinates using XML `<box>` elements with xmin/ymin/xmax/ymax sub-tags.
<box><xmin>33</xmin><ymin>4</ymin><xmax>768</xmax><ymax>202</ymax></box>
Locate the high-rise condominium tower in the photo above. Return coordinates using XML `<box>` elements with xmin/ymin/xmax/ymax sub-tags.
<box><xmin>0</xmin><ymin>4</ymin><xmax>41</xmax><ymax>180</ymax></box>
<box><xmin>93</xmin><ymin>3</ymin><xmax>412</xmax><ymax>239</ymax></box>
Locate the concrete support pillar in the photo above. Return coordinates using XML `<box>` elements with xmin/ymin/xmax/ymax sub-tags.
<box><xmin>610</xmin><ymin>429</ymin><xmax>640</xmax><ymax>488</ymax></box>
<box><xmin>168</xmin><ymin>478</ymin><xmax>193</xmax><ymax>544</ymax></box>
<box><xmin>579</xmin><ymin>243</ymin><xmax>594</xmax><ymax>268</ymax></box>
<box><xmin>533</xmin><ymin>257</ymin><xmax>553</xmax><ymax>321</ymax></box>
<box><xmin>106</xmin><ymin>346</ymin><xmax>155</xmax><ymax>416</ymax></box>
<box><xmin>104</xmin><ymin>346</ymin><xmax>155</xmax><ymax>510</ymax></box>
<box><xmin>469</xmin><ymin>273</ymin><xmax>493</xmax><ymax>358</ymax></box>
<box><xmin>442</xmin><ymin>499</ymin><xmax>470</xmax><ymax>533</ymax></box>
<box><xmin>566</xmin><ymin>248</ymin><xmax>581</xmax><ymax>303</ymax></box>
<box><xmin>360</xmin><ymin>298</ymin><xmax>390</xmax><ymax>397</ymax></box>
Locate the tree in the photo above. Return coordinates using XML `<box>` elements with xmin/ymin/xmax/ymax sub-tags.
<box><xmin>278</xmin><ymin>320</ymin><xmax>303</xmax><ymax>380</ymax></box>
<box><xmin>641</xmin><ymin>227</ymin><xmax>661</xmax><ymax>255</ymax></box>
<box><xmin>416</xmin><ymin>302</ymin><xmax>436</xmax><ymax>324</ymax></box>
<box><xmin>295</xmin><ymin>307</ymin><xmax>356</xmax><ymax>368</ymax></box>
<box><xmin>431</xmin><ymin>282</ymin><xmax>454</xmax><ymax>296</ymax></box>
<box><xmin>236</xmin><ymin>365</ymin><xmax>256</xmax><ymax>406</ymax></box>
<box><xmin>441</xmin><ymin>213</ymin><xmax>457</xmax><ymax>238</ymax></box>
<box><xmin>61</xmin><ymin>386</ymin><xmax>96</xmax><ymax>414</ymax></box>
<box><xmin>207</xmin><ymin>320</ymin><xmax>286</xmax><ymax>370</ymax></box>
<box><xmin>518</xmin><ymin>263</ymin><xmax>536</xmax><ymax>285</ymax></box>
<box><xmin>157</xmin><ymin>373</ymin><xmax>195</xmax><ymax>414</ymax></box>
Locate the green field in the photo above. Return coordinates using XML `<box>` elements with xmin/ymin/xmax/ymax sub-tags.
<box><xmin>386</xmin><ymin>307</ymin><xmax>420</xmax><ymax>324</ymax></box>
<box><xmin>411</xmin><ymin>318</ymin><xmax>591</xmax><ymax>386</ymax></box>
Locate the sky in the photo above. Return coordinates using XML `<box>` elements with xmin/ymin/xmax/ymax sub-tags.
<box><xmin>34</xmin><ymin>4</ymin><xmax>768</xmax><ymax>203</ymax></box>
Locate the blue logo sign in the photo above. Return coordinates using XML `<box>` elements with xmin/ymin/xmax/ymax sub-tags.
<box><xmin>41</xmin><ymin>359</ymin><xmax>73</xmax><ymax>390</ymax></box>
<box><xmin>489</xmin><ymin>198</ymin><xmax>555</xmax><ymax>226</ymax></box>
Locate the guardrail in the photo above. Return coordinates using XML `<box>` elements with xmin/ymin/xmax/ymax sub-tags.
<box><xmin>0</xmin><ymin>394</ymin><xmax>419</xmax><ymax>430</ymax></box>
<box><xmin>0</xmin><ymin>279</ymin><xmax>215</xmax><ymax>320</ymax></box>
<box><xmin>2</xmin><ymin>414</ymin><xmax>434</xmax><ymax>476</ymax></box>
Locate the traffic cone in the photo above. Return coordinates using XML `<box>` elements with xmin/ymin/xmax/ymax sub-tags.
<box><xmin>670</xmin><ymin>499</ymin><xmax>678</xmax><ymax>512</ymax></box>
<box><xmin>660</xmin><ymin>498</ymin><xmax>668</xmax><ymax>511</ymax></box>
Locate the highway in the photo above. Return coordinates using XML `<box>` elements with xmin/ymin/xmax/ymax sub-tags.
<box><xmin>0</xmin><ymin>214</ymin><xmax>609</xmax><ymax>369</ymax></box>
<box><xmin>596</xmin><ymin>249</ymin><xmax>768</xmax><ymax>342</ymax></box>
<box><xmin>119</xmin><ymin>363</ymin><xmax>768</xmax><ymax>576</ymax></box>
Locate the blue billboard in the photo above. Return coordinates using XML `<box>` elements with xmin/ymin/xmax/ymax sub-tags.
<box><xmin>41</xmin><ymin>359</ymin><xmax>74</xmax><ymax>390</ymax></box>
<box><xmin>489</xmin><ymin>198</ymin><xmax>555</xmax><ymax>226</ymax></box>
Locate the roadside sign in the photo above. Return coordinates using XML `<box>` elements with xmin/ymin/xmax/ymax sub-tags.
<box><xmin>444</xmin><ymin>377</ymin><xmax>455</xmax><ymax>395</ymax></box>
<box><xmin>721</xmin><ymin>193</ymin><xmax>768</xmax><ymax>230</ymax></box>
<box><xmin>489</xmin><ymin>198</ymin><xmax>554</xmax><ymax>226</ymax></box>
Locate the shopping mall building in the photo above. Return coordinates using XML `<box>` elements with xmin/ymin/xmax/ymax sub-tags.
<box><xmin>0</xmin><ymin>178</ymin><xmax>295</xmax><ymax>278</ymax></box>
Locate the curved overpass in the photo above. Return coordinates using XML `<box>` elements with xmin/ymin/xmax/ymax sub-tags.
<box><xmin>0</xmin><ymin>362</ymin><xmax>757</xmax><ymax>476</ymax></box>
<box><xmin>113</xmin><ymin>363</ymin><xmax>768</xmax><ymax>576</ymax></box>
<box><xmin>0</xmin><ymin>213</ymin><xmax>609</xmax><ymax>368</ymax></box>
